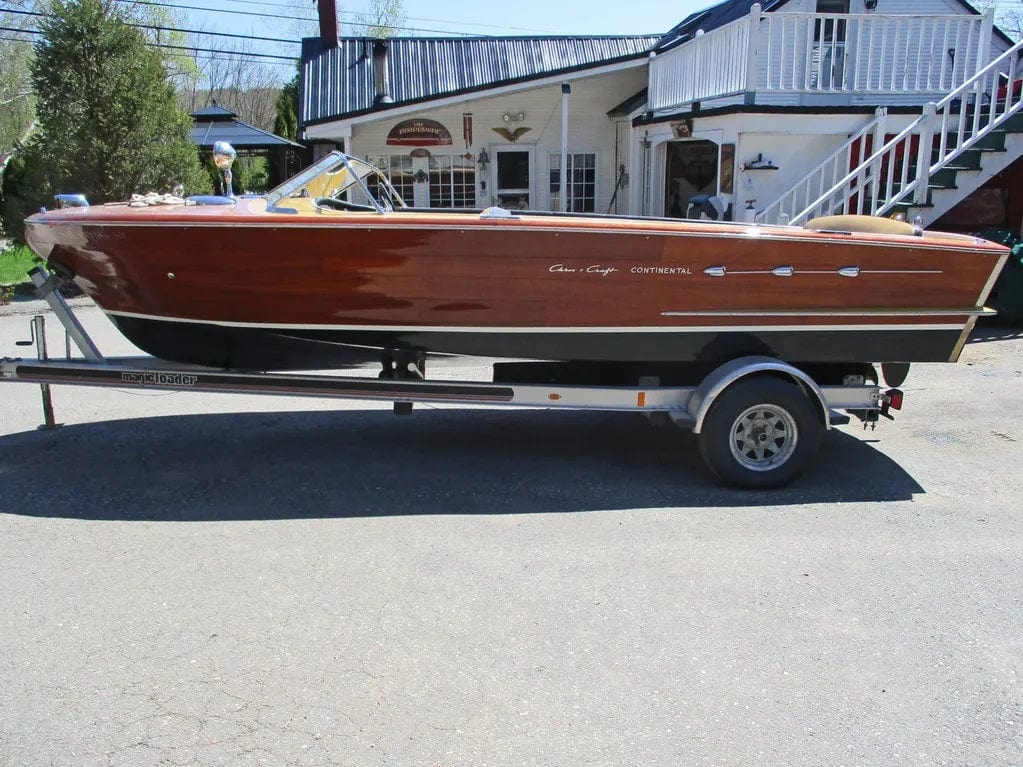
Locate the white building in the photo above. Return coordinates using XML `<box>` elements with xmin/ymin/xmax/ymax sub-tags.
<box><xmin>301</xmin><ymin>0</ymin><xmax>1023</xmax><ymax>232</ymax></box>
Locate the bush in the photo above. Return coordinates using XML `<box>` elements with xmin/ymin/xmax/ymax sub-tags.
<box><xmin>0</xmin><ymin>140</ymin><xmax>53</xmax><ymax>243</ymax></box>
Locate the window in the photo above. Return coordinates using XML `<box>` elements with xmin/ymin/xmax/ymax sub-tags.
<box><xmin>429</xmin><ymin>155</ymin><xmax>477</xmax><ymax>208</ymax></box>
<box><xmin>549</xmin><ymin>153</ymin><xmax>596</xmax><ymax>213</ymax></box>
<box><xmin>366</xmin><ymin>154</ymin><xmax>414</xmax><ymax>205</ymax></box>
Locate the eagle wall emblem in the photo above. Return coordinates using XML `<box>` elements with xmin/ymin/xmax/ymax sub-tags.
<box><xmin>492</xmin><ymin>126</ymin><xmax>532</xmax><ymax>142</ymax></box>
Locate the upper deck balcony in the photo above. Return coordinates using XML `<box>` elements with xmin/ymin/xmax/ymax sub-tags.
<box><xmin>648</xmin><ymin>4</ymin><xmax>1001</xmax><ymax>115</ymax></box>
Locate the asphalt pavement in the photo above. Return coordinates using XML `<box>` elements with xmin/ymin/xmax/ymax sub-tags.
<box><xmin>0</xmin><ymin>300</ymin><xmax>1020</xmax><ymax>766</ymax></box>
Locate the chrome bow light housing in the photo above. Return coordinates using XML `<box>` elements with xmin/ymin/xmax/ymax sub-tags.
<box><xmin>211</xmin><ymin>141</ymin><xmax>237</xmax><ymax>198</ymax></box>
<box><xmin>212</xmin><ymin>141</ymin><xmax>237</xmax><ymax>170</ymax></box>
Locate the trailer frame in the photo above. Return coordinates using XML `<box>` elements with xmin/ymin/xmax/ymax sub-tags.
<box><xmin>1</xmin><ymin>267</ymin><xmax>900</xmax><ymax>487</ymax></box>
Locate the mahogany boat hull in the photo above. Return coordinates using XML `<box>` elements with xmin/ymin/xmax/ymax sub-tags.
<box><xmin>25</xmin><ymin>201</ymin><xmax>1008</xmax><ymax>371</ymax></box>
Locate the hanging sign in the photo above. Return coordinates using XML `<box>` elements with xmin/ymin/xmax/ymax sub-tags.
<box><xmin>386</xmin><ymin>119</ymin><xmax>452</xmax><ymax>146</ymax></box>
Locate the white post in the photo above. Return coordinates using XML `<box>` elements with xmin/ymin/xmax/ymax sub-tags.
<box><xmin>914</xmin><ymin>102</ymin><xmax>937</xmax><ymax>205</ymax></box>
<box><xmin>744</xmin><ymin>4</ymin><xmax>762</xmax><ymax>105</ymax></box>
<box><xmin>869</xmin><ymin>106</ymin><xmax>887</xmax><ymax>215</ymax></box>
<box><xmin>561</xmin><ymin>83</ymin><xmax>570</xmax><ymax>213</ymax></box>
<box><xmin>973</xmin><ymin>8</ymin><xmax>994</xmax><ymax>108</ymax></box>
<box><xmin>975</xmin><ymin>7</ymin><xmax>994</xmax><ymax>77</ymax></box>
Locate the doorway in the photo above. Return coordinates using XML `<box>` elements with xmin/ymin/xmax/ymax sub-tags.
<box><xmin>494</xmin><ymin>148</ymin><xmax>532</xmax><ymax>210</ymax></box>
<box><xmin>664</xmin><ymin>140</ymin><xmax>720</xmax><ymax>219</ymax></box>
<box><xmin>814</xmin><ymin>0</ymin><xmax>849</xmax><ymax>89</ymax></box>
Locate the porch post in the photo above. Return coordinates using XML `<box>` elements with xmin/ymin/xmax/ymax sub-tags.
<box><xmin>869</xmin><ymin>106</ymin><xmax>888</xmax><ymax>215</ymax></box>
<box><xmin>561</xmin><ymin>83</ymin><xmax>570</xmax><ymax>212</ymax></box>
<box><xmin>744</xmin><ymin>3</ymin><xmax>762</xmax><ymax>106</ymax></box>
<box><xmin>914</xmin><ymin>102</ymin><xmax>937</xmax><ymax>206</ymax></box>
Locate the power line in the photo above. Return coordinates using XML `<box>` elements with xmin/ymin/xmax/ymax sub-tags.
<box><xmin>1</xmin><ymin>0</ymin><xmax>558</xmax><ymax>38</ymax></box>
<box><xmin>108</xmin><ymin>0</ymin><xmax>490</xmax><ymax>37</ymax></box>
<box><xmin>0</xmin><ymin>24</ymin><xmax>296</xmax><ymax>60</ymax></box>
<box><xmin>177</xmin><ymin>0</ymin><xmax>556</xmax><ymax>34</ymax></box>
<box><xmin>1</xmin><ymin>6</ymin><xmax>301</xmax><ymax>45</ymax></box>
<box><xmin>0</xmin><ymin>32</ymin><xmax>284</xmax><ymax>65</ymax></box>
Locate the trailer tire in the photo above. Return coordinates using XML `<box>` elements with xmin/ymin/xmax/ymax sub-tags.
<box><xmin>698</xmin><ymin>377</ymin><xmax>823</xmax><ymax>489</ymax></box>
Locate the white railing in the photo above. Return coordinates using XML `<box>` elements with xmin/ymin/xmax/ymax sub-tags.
<box><xmin>648</xmin><ymin>5</ymin><xmax>994</xmax><ymax>113</ymax></box>
<box><xmin>760</xmin><ymin>12</ymin><xmax>987</xmax><ymax>94</ymax></box>
<box><xmin>648</xmin><ymin>17</ymin><xmax>751</xmax><ymax>110</ymax></box>
<box><xmin>756</xmin><ymin>108</ymin><xmax>888</xmax><ymax>225</ymax></box>
<box><xmin>786</xmin><ymin>36</ymin><xmax>1023</xmax><ymax>224</ymax></box>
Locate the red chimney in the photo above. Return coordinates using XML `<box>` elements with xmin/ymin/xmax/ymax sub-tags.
<box><xmin>317</xmin><ymin>0</ymin><xmax>339</xmax><ymax>49</ymax></box>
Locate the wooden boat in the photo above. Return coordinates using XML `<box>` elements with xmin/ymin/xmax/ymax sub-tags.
<box><xmin>24</xmin><ymin>151</ymin><xmax>1009</xmax><ymax>375</ymax></box>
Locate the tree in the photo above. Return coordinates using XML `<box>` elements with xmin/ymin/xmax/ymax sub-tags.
<box><xmin>0</xmin><ymin>3</ymin><xmax>37</xmax><ymax>166</ymax></box>
<box><xmin>350</xmin><ymin>0</ymin><xmax>407</xmax><ymax>37</ymax></box>
<box><xmin>274</xmin><ymin>71</ymin><xmax>299</xmax><ymax>142</ymax></box>
<box><xmin>29</xmin><ymin>0</ymin><xmax>208</xmax><ymax>204</ymax></box>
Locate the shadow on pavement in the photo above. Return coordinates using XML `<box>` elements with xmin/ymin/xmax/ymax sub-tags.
<box><xmin>0</xmin><ymin>409</ymin><xmax>923</xmax><ymax>520</ymax></box>
<box><xmin>968</xmin><ymin>321</ymin><xmax>1023</xmax><ymax>344</ymax></box>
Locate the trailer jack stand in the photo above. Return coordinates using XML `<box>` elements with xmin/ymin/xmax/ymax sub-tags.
<box><xmin>18</xmin><ymin>315</ymin><xmax>62</xmax><ymax>430</ymax></box>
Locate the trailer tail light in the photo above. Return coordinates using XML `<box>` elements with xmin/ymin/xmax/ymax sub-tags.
<box><xmin>885</xmin><ymin>389</ymin><xmax>904</xmax><ymax>410</ymax></box>
<box><xmin>880</xmin><ymin>388</ymin><xmax>904</xmax><ymax>420</ymax></box>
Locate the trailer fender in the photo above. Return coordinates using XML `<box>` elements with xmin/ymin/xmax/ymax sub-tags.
<box><xmin>686</xmin><ymin>356</ymin><xmax>830</xmax><ymax>435</ymax></box>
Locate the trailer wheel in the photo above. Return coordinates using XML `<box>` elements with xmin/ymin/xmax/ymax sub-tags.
<box><xmin>698</xmin><ymin>377</ymin><xmax>823</xmax><ymax>488</ymax></box>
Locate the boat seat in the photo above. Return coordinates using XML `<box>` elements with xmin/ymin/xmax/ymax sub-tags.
<box><xmin>803</xmin><ymin>214</ymin><xmax>920</xmax><ymax>237</ymax></box>
<box><xmin>315</xmin><ymin>197</ymin><xmax>377</xmax><ymax>212</ymax></box>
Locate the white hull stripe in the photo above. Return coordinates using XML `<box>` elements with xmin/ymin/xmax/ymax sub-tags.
<box><xmin>105</xmin><ymin>309</ymin><xmax>966</xmax><ymax>334</ymax></box>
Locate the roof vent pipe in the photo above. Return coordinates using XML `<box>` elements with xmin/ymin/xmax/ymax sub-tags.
<box><xmin>372</xmin><ymin>40</ymin><xmax>392</xmax><ymax>104</ymax></box>
<box><xmin>317</xmin><ymin>0</ymin><xmax>339</xmax><ymax>49</ymax></box>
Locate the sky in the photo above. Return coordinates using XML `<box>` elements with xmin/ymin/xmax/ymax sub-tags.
<box><xmin>164</xmin><ymin>0</ymin><xmax>709</xmax><ymax>86</ymax></box>
<box><xmin>176</xmin><ymin>0</ymin><xmax>705</xmax><ymax>57</ymax></box>
<box><xmin>162</xmin><ymin>0</ymin><xmax>1017</xmax><ymax>86</ymax></box>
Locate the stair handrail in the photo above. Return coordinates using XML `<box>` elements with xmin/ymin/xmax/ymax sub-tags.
<box><xmin>787</xmin><ymin>36</ymin><xmax>1023</xmax><ymax>225</ymax></box>
<box><xmin>756</xmin><ymin>108</ymin><xmax>887</xmax><ymax>225</ymax></box>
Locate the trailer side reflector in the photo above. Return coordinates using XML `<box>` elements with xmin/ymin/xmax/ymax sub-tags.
<box><xmin>886</xmin><ymin>388</ymin><xmax>904</xmax><ymax>410</ymax></box>
<box><xmin>637</xmin><ymin>392</ymin><xmax>646</xmax><ymax>407</ymax></box>
<box><xmin>548</xmin><ymin>393</ymin><xmax>561</xmax><ymax>401</ymax></box>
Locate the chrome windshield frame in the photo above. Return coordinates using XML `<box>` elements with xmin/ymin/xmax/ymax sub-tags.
<box><xmin>264</xmin><ymin>151</ymin><xmax>405</xmax><ymax>214</ymax></box>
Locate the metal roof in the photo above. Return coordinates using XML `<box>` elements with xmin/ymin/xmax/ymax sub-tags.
<box><xmin>301</xmin><ymin>35</ymin><xmax>660</xmax><ymax>126</ymax></box>
<box><xmin>190</xmin><ymin>107</ymin><xmax>303</xmax><ymax>150</ymax></box>
<box><xmin>654</xmin><ymin>0</ymin><xmax>787</xmax><ymax>52</ymax></box>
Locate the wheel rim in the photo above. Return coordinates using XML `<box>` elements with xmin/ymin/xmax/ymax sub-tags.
<box><xmin>728</xmin><ymin>403</ymin><xmax>799</xmax><ymax>472</ymax></box>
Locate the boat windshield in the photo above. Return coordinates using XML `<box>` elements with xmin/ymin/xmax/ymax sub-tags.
<box><xmin>264</xmin><ymin>152</ymin><xmax>406</xmax><ymax>212</ymax></box>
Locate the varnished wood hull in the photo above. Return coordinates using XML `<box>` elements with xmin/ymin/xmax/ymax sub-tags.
<box><xmin>25</xmin><ymin>202</ymin><xmax>1008</xmax><ymax>370</ymax></box>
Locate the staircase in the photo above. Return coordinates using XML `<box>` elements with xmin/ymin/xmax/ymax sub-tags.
<box><xmin>757</xmin><ymin>37</ymin><xmax>1023</xmax><ymax>227</ymax></box>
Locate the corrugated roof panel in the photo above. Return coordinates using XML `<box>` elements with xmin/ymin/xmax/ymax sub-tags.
<box><xmin>301</xmin><ymin>35</ymin><xmax>659</xmax><ymax>125</ymax></box>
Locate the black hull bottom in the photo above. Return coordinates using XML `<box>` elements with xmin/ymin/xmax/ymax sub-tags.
<box><xmin>110</xmin><ymin>315</ymin><xmax>963</xmax><ymax>372</ymax></box>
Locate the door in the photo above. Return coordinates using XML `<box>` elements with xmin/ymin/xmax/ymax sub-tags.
<box><xmin>814</xmin><ymin>0</ymin><xmax>849</xmax><ymax>89</ymax></box>
<box><xmin>494</xmin><ymin>148</ymin><xmax>532</xmax><ymax>210</ymax></box>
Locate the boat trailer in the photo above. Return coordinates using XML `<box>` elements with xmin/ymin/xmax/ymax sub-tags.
<box><xmin>1</xmin><ymin>268</ymin><xmax>902</xmax><ymax>488</ymax></box>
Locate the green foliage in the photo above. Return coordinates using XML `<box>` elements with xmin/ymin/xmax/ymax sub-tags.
<box><xmin>28</xmin><ymin>0</ymin><xmax>210</xmax><ymax>207</ymax></box>
<box><xmin>0</xmin><ymin>241</ymin><xmax>42</xmax><ymax>286</ymax></box>
<box><xmin>273</xmin><ymin>73</ymin><xmax>299</xmax><ymax>142</ymax></box>
<box><xmin>203</xmin><ymin>154</ymin><xmax>271</xmax><ymax>195</ymax></box>
<box><xmin>0</xmin><ymin>34</ymin><xmax>36</xmax><ymax>156</ymax></box>
<box><xmin>0</xmin><ymin>139</ymin><xmax>52</xmax><ymax>243</ymax></box>
<box><xmin>237</xmin><ymin>156</ymin><xmax>270</xmax><ymax>193</ymax></box>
